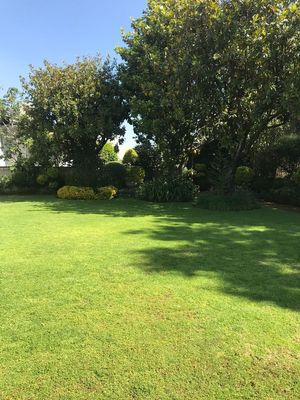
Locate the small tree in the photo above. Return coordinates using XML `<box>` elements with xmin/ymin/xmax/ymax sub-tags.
<box><xmin>100</xmin><ymin>142</ymin><xmax>119</xmax><ymax>164</ymax></box>
<box><xmin>0</xmin><ymin>88</ymin><xmax>26</xmax><ymax>163</ymax></box>
<box><xmin>134</xmin><ymin>141</ymin><xmax>162</xmax><ymax>180</ymax></box>
<box><xmin>20</xmin><ymin>56</ymin><xmax>128</xmax><ymax>184</ymax></box>
<box><xmin>123</xmin><ymin>148</ymin><xmax>138</xmax><ymax>165</ymax></box>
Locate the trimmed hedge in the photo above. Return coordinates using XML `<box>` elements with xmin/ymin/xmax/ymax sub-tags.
<box><xmin>57</xmin><ymin>185</ymin><xmax>118</xmax><ymax>200</ymax></box>
<box><xmin>57</xmin><ymin>186</ymin><xmax>96</xmax><ymax>200</ymax></box>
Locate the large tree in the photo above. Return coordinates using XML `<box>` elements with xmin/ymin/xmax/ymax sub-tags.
<box><xmin>118</xmin><ymin>0</ymin><xmax>214</xmax><ymax>174</ymax></box>
<box><xmin>0</xmin><ymin>87</ymin><xmax>25</xmax><ymax>163</ymax></box>
<box><xmin>195</xmin><ymin>0</ymin><xmax>300</xmax><ymax>190</ymax></box>
<box><xmin>119</xmin><ymin>0</ymin><xmax>300</xmax><ymax>189</ymax></box>
<box><xmin>20</xmin><ymin>56</ymin><xmax>128</xmax><ymax>183</ymax></box>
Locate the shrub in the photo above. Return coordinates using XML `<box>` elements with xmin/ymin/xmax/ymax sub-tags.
<box><xmin>123</xmin><ymin>148</ymin><xmax>139</xmax><ymax>165</ymax></box>
<box><xmin>57</xmin><ymin>186</ymin><xmax>95</xmax><ymax>200</ymax></box>
<box><xmin>0</xmin><ymin>176</ymin><xmax>11</xmax><ymax>190</ymax></box>
<box><xmin>192</xmin><ymin>163</ymin><xmax>211</xmax><ymax>191</ymax></box>
<box><xmin>272</xmin><ymin>177</ymin><xmax>291</xmax><ymax>189</ymax></box>
<box><xmin>268</xmin><ymin>186</ymin><xmax>300</xmax><ymax>207</ymax></box>
<box><xmin>235</xmin><ymin>166</ymin><xmax>254</xmax><ymax>187</ymax></box>
<box><xmin>102</xmin><ymin>162</ymin><xmax>126</xmax><ymax>188</ymax></box>
<box><xmin>252</xmin><ymin>175</ymin><xmax>274</xmax><ymax>194</ymax></box>
<box><xmin>99</xmin><ymin>143</ymin><xmax>119</xmax><ymax>164</ymax></box>
<box><xmin>36</xmin><ymin>174</ymin><xmax>48</xmax><ymax>186</ymax></box>
<box><xmin>48</xmin><ymin>181</ymin><xmax>59</xmax><ymax>190</ymax></box>
<box><xmin>10</xmin><ymin>160</ymin><xmax>37</xmax><ymax>187</ymax></box>
<box><xmin>47</xmin><ymin>167</ymin><xmax>59</xmax><ymax>180</ymax></box>
<box><xmin>134</xmin><ymin>142</ymin><xmax>162</xmax><ymax>180</ymax></box>
<box><xmin>195</xmin><ymin>190</ymin><xmax>260</xmax><ymax>211</ymax></box>
<box><xmin>292</xmin><ymin>169</ymin><xmax>300</xmax><ymax>187</ymax></box>
<box><xmin>194</xmin><ymin>163</ymin><xmax>207</xmax><ymax>175</ymax></box>
<box><xmin>125</xmin><ymin>166</ymin><xmax>145</xmax><ymax>187</ymax></box>
<box><xmin>96</xmin><ymin>185</ymin><xmax>118</xmax><ymax>200</ymax></box>
<box><xmin>141</xmin><ymin>176</ymin><xmax>196</xmax><ymax>202</ymax></box>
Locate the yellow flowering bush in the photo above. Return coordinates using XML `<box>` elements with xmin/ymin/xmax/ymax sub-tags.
<box><xmin>57</xmin><ymin>186</ymin><xmax>96</xmax><ymax>200</ymax></box>
<box><xmin>96</xmin><ymin>186</ymin><xmax>118</xmax><ymax>200</ymax></box>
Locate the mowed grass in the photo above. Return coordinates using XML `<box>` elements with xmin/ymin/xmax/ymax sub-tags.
<box><xmin>0</xmin><ymin>196</ymin><xmax>299</xmax><ymax>400</ymax></box>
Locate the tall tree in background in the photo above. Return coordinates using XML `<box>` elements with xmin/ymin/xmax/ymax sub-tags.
<box><xmin>21</xmin><ymin>56</ymin><xmax>128</xmax><ymax>184</ymax></box>
<box><xmin>196</xmin><ymin>0</ymin><xmax>300</xmax><ymax>190</ymax></box>
<box><xmin>119</xmin><ymin>0</ymin><xmax>300</xmax><ymax>190</ymax></box>
<box><xmin>0</xmin><ymin>87</ymin><xmax>25</xmax><ymax>163</ymax></box>
<box><xmin>118</xmin><ymin>0</ymin><xmax>214</xmax><ymax>174</ymax></box>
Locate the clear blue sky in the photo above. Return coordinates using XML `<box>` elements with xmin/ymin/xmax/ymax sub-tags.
<box><xmin>0</xmin><ymin>0</ymin><xmax>147</xmax><ymax>152</ymax></box>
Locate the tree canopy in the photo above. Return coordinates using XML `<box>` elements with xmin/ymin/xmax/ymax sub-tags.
<box><xmin>20</xmin><ymin>56</ymin><xmax>128</xmax><ymax>183</ymax></box>
<box><xmin>118</xmin><ymin>0</ymin><xmax>300</xmax><ymax>188</ymax></box>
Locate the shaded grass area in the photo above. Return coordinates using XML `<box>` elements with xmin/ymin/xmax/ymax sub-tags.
<box><xmin>0</xmin><ymin>196</ymin><xmax>299</xmax><ymax>399</ymax></box>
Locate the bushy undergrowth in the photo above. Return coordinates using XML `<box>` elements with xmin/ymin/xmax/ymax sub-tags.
<box><xmin>195</xmin><ymin>190</ymin><xmax>260</xmax><ymax>211</ymax></box>
<box><xmin>96</xmin><ymin>186</ymin><xmax>118</xmax><ymax>200</ymax></box>
<box><xmin>57</xmin><ymin>185</ymin><xmax>118</xmax><ymax>200</ymax></box>
<box><xmin>57</xmin><ymin>186</ymin><xmax>96</xmax><ymax>200</ymax></box>
<box><xmin>141</xmin><ymin>177</ymin><xmax>196</xmax><ymax>202</ymax></box>
<box><xmin>125</xmin><ymin>166</ymin><xmax>145</xmax><ymax>187</ymax></box>
<box><xmin>101</xmin><ymin>162</ymin><xmax>126</xmax><ymax>188</ymax></box>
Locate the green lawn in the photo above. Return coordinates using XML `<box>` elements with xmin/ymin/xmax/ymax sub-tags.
<box><xmin>0</xmin><ymin>196</ymin><xmax>299</xmax><ymax>400</ymax></box>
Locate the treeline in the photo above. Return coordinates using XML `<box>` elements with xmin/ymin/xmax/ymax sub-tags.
<box><xmin>0</xmin><ymin>0</ymin><xmax>299</xmax><ymax>206</ymax></box>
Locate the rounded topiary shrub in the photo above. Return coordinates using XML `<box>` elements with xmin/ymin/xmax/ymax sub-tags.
<box><xmin>123</xmin><ymin>148</ymin><xmax>139</xmax><ymax>165</ymax></box>
<box><xmin>235</xmin><ymin>166</ymin><xmax>254</xmax><ymax>187</ymax></box>
<box><xmin>36</xmin><ymin>174</ymin><xmax>49</xmax><ymax>186</ymax></box>
<box><xmin>57</xmin><ymin>186</ymin><xmax>95</xmax><ymax>200</ymax></box>
<box><xmin>96</xmin><ymin>185</ymin><xmax>118</xmax><ymax>200</ymax></box>
<box><xmin>195</xmin><ymin>190</ymin><xmax>260</xmax><ymax>211</ymax></box>
<box><xmin>125</xmin><ymin>166</ymin><xmax>145</xmax><ymax>187</ymax></box>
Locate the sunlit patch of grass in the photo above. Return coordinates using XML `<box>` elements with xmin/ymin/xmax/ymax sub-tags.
<box><xmin>0</xmin><ymin>196</ymin><xmax>299</xmax><ymax>399</ymax></box>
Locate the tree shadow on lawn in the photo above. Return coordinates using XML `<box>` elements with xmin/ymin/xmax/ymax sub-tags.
<box><xmin>2</xmin><ymin>196</ymin><xmax>300</xmax><ymax>310</ymax></box>
<box><xmin>0</xmin><ymin>195</ymin><xmax>173</xmax><ymax>217</ymax></box>
<box><xmin>124</xmin><ymin>217</ymin><xmax>300</xmax><ymax>311</ymax></box>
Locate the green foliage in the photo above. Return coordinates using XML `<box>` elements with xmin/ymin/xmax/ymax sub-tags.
<box><xmin>195</xmin><ymin>191</ymin><xmax>260</xmax><ymax>211</ymax></box>
<box><xmin>123</xmin><ymin>148</ymin><xmax>139</xmax><ymax>165</ymax></box>
<box><xmin>96</xmin><ymin>185</ymin><xmax>118</xmax><ymax>200</ymax></box>
<box><xmin>46</xmin><ymin>167</ymin><xmax>59</xmax><ymax>180</ymax></box>
<box><xmin>207</xmin><ymin>150</ymin><xmax>233</xmax><ymax>193</ymax></box>
<box><xmin>36</xmin><ymin>174</ymin><xmax>48</xmax><ymax>186</ymax></box>
<box><xmin>102</xmin><ymin>162</ymin><xmax>126</xmax><ymax>188</ymax></box>
<box><xmin>194</xmin><ymin>163</ymin><xmax>207</xmax><ymax>174</ymax></box>
<box><xmin>0</xmin><ymin>88</ymin><xmax>25</xmax><ymax>164</ymax></box>
<box><xmin>235</xmin><ymin>166</ymin><xmax>254</xmax><ymax>187</ymax></box>
<box><xmin>268</xmin><ymin>185</ymin><xmax>300</xmax><ymax>207</ymax></box>
<box><xmin>141</xmin><ymin>176</ymin><xmax>195</xmax><ymax>202</ymax></box>
<box><xmin>20</xmin><ymin>56</ymin><xmax>128</xmax><ymax>180</ymax></box>
<box><xmin>252</xmin><ymin>176</ymin><xmax>274</xmax><ymax>195</ymax></box>
<box><xmin>134</xmin><ymin>141</ymin><xmax>162</xmax><ymax>180</ymax></box>
<box><xmin>253</xmin><ymin>134</ymin><xmax>300</xmax><ymax>179</ymax></box>
<box><xmin>48</xmin><ymin>181</ymin><xmax>59</xmax><ymax>191</ymax></box>
<box><xmin>57</xmin><ymin>186</ymin><xmax>96</xmax><ymax>200</ymax></box>
<box><xmin>119</xmin><ymin>0</ymin><xmax>300</xmax><ymax>180</ymax></box>
<box><xmin>99</xmin><ymin>142</ymin><xmax>119</xmax><ymax>164</ymax></box>
<box><xmin>0</xmin><ymin>176</ymin><xmax>11</xmax><ymax>190</ymax></box>
<box><xmin>10</xmin><ymin>159</ymin><xmax>37</xmax><ymax>187</ymax></box>
<box><xmin>125</xmin><ymin>166</ymin><xmax>145</xmax><ymax>187</ymax></box>
<box><xmin>292</xmin><ymin>169</ymin><xmax>300</xmax><ymax>187</ymax></box>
